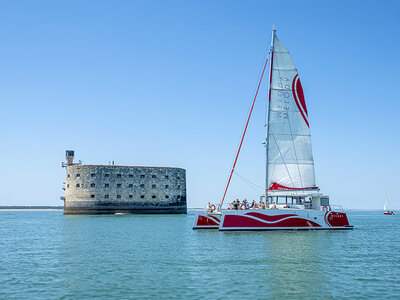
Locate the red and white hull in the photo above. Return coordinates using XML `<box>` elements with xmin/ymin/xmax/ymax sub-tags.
<box><xmin>193</xmin><ymin>209</ymin><xmax>353</xmax><ymax>231</ymax></box>
<box><xmin>219</xmin><ymin>209</ymin><xmax>353</xmax><ymax>231</ymax></box>
<box><xmin>193</xmin><ymin>212</ymin><xmax>221</xmax><ymax>229</ymax></box>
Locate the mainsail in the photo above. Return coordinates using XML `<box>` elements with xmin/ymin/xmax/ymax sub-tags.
<box><xmin>266</xmin><ymin>31</ymin><xmax>317</xmax><ymax>190</ymax></box>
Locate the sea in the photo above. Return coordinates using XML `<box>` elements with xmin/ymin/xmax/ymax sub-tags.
<box><xmin>1</xmin><ymin>210</ymin><xmax>399</xmax><ymax>299</ymax></box>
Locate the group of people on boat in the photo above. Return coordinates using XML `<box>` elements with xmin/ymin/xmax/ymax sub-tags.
<box><xmin>207</xmin><ymin>199</ymin><xmax>278</xmax><ymax>212</ymax></box>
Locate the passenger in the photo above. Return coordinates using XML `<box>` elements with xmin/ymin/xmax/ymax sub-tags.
<box><xmin>233</xmin><ymin>199</ymin><xmax>239</xmax><ymax>210</ymax></box>
<box><xmin>250</xmin><ymin>200</ymin><xmax>257</xmax><ymax>209</ymax></box>
<box><xmin>227</xmin><ymin>203</ymin><xmax>232</xmax><ymax>210</ymax></box>
<box><xmin>258</xmin><ymin>201</ymin><xmax>265</xmax><ymax>209</ymax></box>
<box><xmin>271</xmin><ymin>201</ymin><xmax>276</xmax><ymax>209</ymax></box>
<box><xmin>207</xmin><ymin>202</ymin><xmax>211</xmax><ymax>212</ymax></box>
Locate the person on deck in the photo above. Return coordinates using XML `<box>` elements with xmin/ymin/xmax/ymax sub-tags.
<box><xmin>233</xmin><ymin>199</ymin><xmax>239</xmax><ymax>210</ymax></box>
<box><xmin>250</xmin><ymin>200</ymin><xmax>257</xmax><ymax>209</ymax></box>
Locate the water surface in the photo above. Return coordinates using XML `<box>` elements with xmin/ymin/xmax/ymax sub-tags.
<box><xmin>1</xmin><ymin>211</ymin><xmax>399</xmax><ymax>299</ymax></box>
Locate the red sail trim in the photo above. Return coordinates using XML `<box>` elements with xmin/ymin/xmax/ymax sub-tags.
<box><xmin>292</xmin><ymin>74</ymin><xmax>309</xmax><ymax>127</ymax></box>
<box><xmin>269</xmin><ymin>182</ymin><xmax>318</xmax><ymax>191</ymax></box>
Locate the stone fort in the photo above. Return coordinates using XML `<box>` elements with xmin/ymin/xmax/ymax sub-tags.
<box><xmin>62</xmin><ymin>151</ymin><xmax>187</xmax><ymax>214</ymax></box>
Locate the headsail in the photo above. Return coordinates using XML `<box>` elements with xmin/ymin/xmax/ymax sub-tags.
<box><xmin>266</xmin><ymin>32</ymin><xmax>317</xmax><ymax>190</ymax></box>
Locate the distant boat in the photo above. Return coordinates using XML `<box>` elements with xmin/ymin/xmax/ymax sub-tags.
<box><xmin>384</xmin><ymin>201</ymin><xmax>396</xmax><ymax>215</ymax></box>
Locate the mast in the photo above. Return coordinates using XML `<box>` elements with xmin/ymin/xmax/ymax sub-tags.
<box><xmin>265</xmin><ymin>26</ymin><xmax>275</xmax><ymax>205</ymax></box>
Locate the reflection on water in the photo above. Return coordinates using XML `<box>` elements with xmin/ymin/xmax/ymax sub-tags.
<box><xmin>0</xmin><ymin>211</ymin><xmax>399</xmax><ymax>299</ymax></box>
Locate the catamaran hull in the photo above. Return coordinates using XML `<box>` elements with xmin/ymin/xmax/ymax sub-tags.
<box><xmin>193</xmin><ymin>209</ymin><xmax>353</xmax><ymax>231</ymax></box>
<box><xmin>193</xmin><ymin>212</ymin><xmax>221</xmax><ymax>229</ymax></box>
<box><xmin>219</xmin><ymin>209</ymin><xmax>353</xmax><ymax>231</ymax></box>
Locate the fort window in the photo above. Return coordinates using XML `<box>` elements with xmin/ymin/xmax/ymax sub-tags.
<box><xmin>105</xmin><ymin>195</ymin><xmax>109</xmax><ymax>199</ymax></box>
<box><xmin>90</xmin><ymin>194</ymin><xmax>95</xmax><ymax>198</ymax></box>
<box><xmin>152</xmin><ymin>195</ymin><xmax>156</xmax><ymax>199</ymax></box>
<box><xmin>117</xmin><ymin>195</ymin><xmax>121</xmax><ymax>199</ymax></box>
<box><xmin>129</xmin><ymin>184</ymin><xmax>133</xmax><ymax>188</ymax></box>
<box><xmin>105</xmin><ymin>174</ymin><xmax>109</xmax><ymax>178</ymax></box>
<box><xmin>117</xmin><ymin>184</ymin><xmax>121</xmax><ymax>188</ymax></box>
<box><xmin>91</xmin><ymin>183</ymin><xmax>95</xmax><ymax>187</ymax></box>
<box><xmin>129</xmin><ymin>195</ymin><xmax>133</xmax><ymax>199</ymax></box>
<box><xmin>177</xmin><ymin>177</ymin><xmax>180</xmax><ymax>180</ymax></box>
<box><xmin>129</xmin><ymin>174</ymin><xmax>133</xmax><ymax>178</ymax></box>
<box><xmin>140</xmin><ymin>195</ymin><xmax>145</xmax><ymax>199</ymax></box>
<box><xmin>165</xmin><ymin>185</ymin><xmax>169</xmax><ymax>189</ymax></box>
<box><xmin>117</xmin><ymin>174</ymin><xmax>121</xmax><ymax>178</ymax></box>
<box><xmin>165</xmin><ymin>175</ymin><xmax>169</xmax><ymax>179</ymax></box>
<box><xmin>76</xmin><ymin>183</ymin><xmax>80</xmax><ymax>187</ymax></box>
<box><xmin>152</xmin><ymin>184</ymin><xmax>156</xmax><ymax>188</ymax></box>
<box><xmin>178</xmin><ymin>185</ymin><xmax>180</xmax><ymax>188</ymax></box>
<box><xmin>76</xmin><ymin>174</ymin><xmax>80</xmax><ymax>177</ymax></box>
<box><xmin>140</xmin><ymin>175</ymin><xmax>145</xmax><ymax>178</ymax></box>
<box><xmin>165</xmin><ymin>195</ymin><xmax>169</xmax><ymax>199</ymax></box>
<box><xmin>140</xmin><ymin>184</ymin><xmax>145</xmax><ymax>188</ymax></box>
<box><xmin>91</xmin><ymin>173</ymin><xmax>95</xmax><ymax>177</ymax></box>
<box><xmin>105</xmin><ymin>183</ymin><xmax>109</xmax><ymax>188</ymax></box>
<box><xmin>152</xmin><ymin>175</ymin><xmax>156</xmax><ymax>178</ymax></box>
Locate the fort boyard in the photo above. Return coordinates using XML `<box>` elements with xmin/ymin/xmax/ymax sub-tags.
<box><xmin>62</xmin><ymin>151</ymin><xmax>187</xmax><ymax>214</ymax></box>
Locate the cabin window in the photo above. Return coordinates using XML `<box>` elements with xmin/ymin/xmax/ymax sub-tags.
<box><xmin>117</xmin><ymin>174</ymin><xmax>121</xmax><ymax>178</ymax></box>
<box><xmin>91</xmin><ymin>183</ymin><xmax>95</xmax><ymax>187</ymax></box>
<box><xmin>117</xmin><ymin>184</ymin><xmax>121</xmax><ymax>188</ymax></box>
<box><xmin>91</xmin><ymin>173</ymin><xmax>95</xmax><ymax>177</ymax></box>
<box><xmin>90</xmin><ymin>194</ymin><xmax>95</xmax><ymax>198</ymax></box>
<box><xmin>67</xmin><ymin>184</ymin><xmax>69</xmax><ymax>188</ymax></box>
<box><xmin>129</xmin><ymin>184</ymin><xmax>133</xmax><ymax>188</ymax></box>
<box><xmin>76</xmin><ymin>183</ymin><xmax>80</xmax><ymax>187</ymax></box>
<box><xmin>152</xmin><ymin>184</ymin><xmax>156</xmax><ymax>188</ymax></box>
<box><xmin>67</xmin><ymin>174</ymin><xmax>70</xmax><ymax>178</ymax></box>
<box><xmin>105</xmin><ymin>183</ymin><xmax>109</xmax><ymax>188</ymax></box>
<box><xmin>117</xmin><ymin>195</ymin><xmax>121</xmax><ymax>199</ymax></box>
<box><xmin>105</xmin><ymin>195</ymin><xmax>109</xmax><ymax>199</ymax></box>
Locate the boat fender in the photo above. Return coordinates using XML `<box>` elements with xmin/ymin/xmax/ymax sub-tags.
<box><xmin>210</xmin><ymin>204</ymin><xmax>216</xmax><ymax>212</ymax></box>
<box><xmin>240</xmin><ymin>203</ymin><xmax>247</xmax><ymax>210</ymax></box>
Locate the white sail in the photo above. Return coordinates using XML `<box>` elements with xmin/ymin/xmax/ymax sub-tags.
<box><xmin>267</xmin><ymin>33</ymin><xmax>317</xmax><ymax>190</ymax></box>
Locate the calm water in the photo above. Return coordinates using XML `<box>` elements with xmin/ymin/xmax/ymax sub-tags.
<box><xmin>1</xmin><ymin>211</ymin><xmax>399</xmax><ymax>299</ymax></box>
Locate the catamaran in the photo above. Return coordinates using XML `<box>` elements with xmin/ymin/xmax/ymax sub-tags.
<box><xmin>193</xmin><ymin>27</ymin><xmax>353</xmax><ymax>231</ymax></box>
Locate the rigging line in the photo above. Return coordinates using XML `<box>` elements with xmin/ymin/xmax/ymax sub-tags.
<box><xmin>219</xmin><ymin>51</ymin><xmax>270</xmax><ymax>207</ymax></box>
<box><xmin>233</xmin><ymin>171</ymin><xmax>264</xmax><ymax>192</ymax></box>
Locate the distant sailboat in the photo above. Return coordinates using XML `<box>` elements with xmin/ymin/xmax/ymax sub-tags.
<box><xmin>384</xmin><ymin>200</ymin><xmax>396</xmax><ymax>215</ymax></box>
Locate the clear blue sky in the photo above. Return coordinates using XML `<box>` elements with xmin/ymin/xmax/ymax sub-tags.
<box><xmin>1</xmin><ymin>0</ymin><xmax>399</xmax><ymax>209</ymax></box>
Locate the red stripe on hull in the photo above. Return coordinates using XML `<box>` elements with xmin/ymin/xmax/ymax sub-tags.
<box><xmin>197</xmin><ymin>215</ymin><xmax>219</xmax><ymax>226</ymax></box>
<box><xmin>326</xmin><ymin>212</ymin><xmax>350</xmax><ymax>227</ymax></box>
<box><xmin>222</xmin><ymin>215</ymin><xmax>321</xmax><ymax>228</ymax></box>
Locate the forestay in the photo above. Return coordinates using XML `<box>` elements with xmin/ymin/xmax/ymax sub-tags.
<box><xmin>267</xmin><ymin>34</ymin><xmax>317</xmax><ymax>190</ymax></box>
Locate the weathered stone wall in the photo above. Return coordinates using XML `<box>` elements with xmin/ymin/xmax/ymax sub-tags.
<box><xmin>64</xmin><ymin>164</ymin><xmax>186</xmax><ymax>214</ymax></box>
